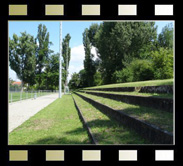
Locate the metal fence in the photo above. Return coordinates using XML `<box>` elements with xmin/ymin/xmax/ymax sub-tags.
<box><xmin>9</xmin><ymin>90</ymin><xmax>58</xmax><ymax>103</ymax></box>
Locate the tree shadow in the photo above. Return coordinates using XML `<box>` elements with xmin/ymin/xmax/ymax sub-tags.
<box><xmin>117</xmin><ymin>106</ymin><xmax>173</xmax><ymax>133</ymax></box>
<box><xmin>27</xmin><ymin>135</ymin><xmax>90</xmax><ymax>145</ymax></box>
<box><xmin>66</xmin><ymin>119</ymin><xmax>150</xmax><ymax>144</ymax></box>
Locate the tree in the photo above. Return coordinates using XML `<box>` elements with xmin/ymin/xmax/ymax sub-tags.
<box><xmin>158</xmin><ymin>23</ymin><xmax>173</xmax><ymax>49</ymax></box>
<box><xmin>43</xmin><ymin>53</ymin><xmax>60</xmax><ymax>90</ymax></box>
<box><xmin>83</xmin><ymin>28</ymin><xmax>96</xmax><ymax>87</ymax></box>
<box><xmin>151</xmin><ymin>47</ymin><xmax>173</xmax><ymax>79</ymax></box>
<box><xmin>9</xmin><ymin>32</ymin><xmax>37</xmax><ymax>90</ymax></box>
<box><xmin>36</xmin><ymin>24</ymin><xmax>53</xmax><ymax>89</ymax></box>
<box><xmin>62</xmin><ymin>34</ymin><xmax>71</xmax><ymax>89</ymax></box>
<box><xmin>68</xmin><ymin>72</ymin><xmax>80</xmax><ymax>90</ymax></box>
<box><xmin>94</xmin><ymin>22</ymin><xmax>157</xmax><ymax>84</ymax></box>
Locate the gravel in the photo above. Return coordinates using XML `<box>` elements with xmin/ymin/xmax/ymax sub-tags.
<box><xmin>9</xmin><ymin>93</ymin><xmax>59</xmax><ymax>133</ymax></box>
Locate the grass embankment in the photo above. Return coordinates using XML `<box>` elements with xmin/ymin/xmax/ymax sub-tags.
<box><xmin>84</xmin><ymin>79</ymin><xmax>173</xmax><ymax>89</ymax></box>
<box><xmin>77</xmin><ymin>92</ymin><xmax>173</xmax><ymax>133</ymax></box>
<box><xmin>9</xmin><ymin>95</ymin><xmax>90</xmax><ymax>145</ymax></box>
<box><xmin>80</xmin><ymin>90</ymin><xmax>173</xmax><ymax>99</ymax></box>
<box><xmin>73</xmin><ymin>94</ymin><xmax>149</xmax><ymax>144</ymax></box>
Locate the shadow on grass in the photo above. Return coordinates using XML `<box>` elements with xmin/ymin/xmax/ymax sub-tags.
<box><xmin>66</xmin><ymin>119</ymin><xmax>149</xmax><ymax>144</ymax></box>
<box><xmin>27</xmin><ymin>135</ymin><xmax>90</xmax><ymax>145</ymax></box>
<box><xmin>117</xmin><ymin>106</ymin><xmax>173</xmax><ymax>133</ymax></box>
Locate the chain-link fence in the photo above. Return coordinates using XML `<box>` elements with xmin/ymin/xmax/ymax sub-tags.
<box><xmin>9</xmin><ymin>90</ymin><xmax>58</xmax><ymax>103</ymax></box>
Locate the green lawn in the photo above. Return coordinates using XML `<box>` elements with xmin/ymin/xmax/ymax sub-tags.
<box><xmin>76</xmin><ymin>92</ymin><xmax>173</xmax><ymax>133</ymax></box>
<box><xmin>9</xmin><ymin>95</ymin><xmax>90</xmax><ymax>145</ymax></box>
<box><xmin>73</xmin><ymin>94</ymin><xmax>149</xmax><ymax>144</ymax></box>
<box><xmin>84</xmin><ymin>79</ymin><xmax>173</xmax><ymax>89</ymax></box>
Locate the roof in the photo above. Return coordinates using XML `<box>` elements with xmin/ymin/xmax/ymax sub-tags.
<box><xmin>12</xmin><ymin>81</ymin><xmax>22</xmax><ymax>86</ymax></box>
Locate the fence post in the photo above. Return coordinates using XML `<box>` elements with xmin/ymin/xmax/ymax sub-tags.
<box><xmin>11</xmin><ymin>92</ymin><xmax>12</xmax><ymax>103</ymax></box>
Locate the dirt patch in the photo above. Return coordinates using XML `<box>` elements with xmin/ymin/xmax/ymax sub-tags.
<box><xmin>28</xmin><ymin>119</ymin><xmax>54</xmax><ymax>131</ymax></box>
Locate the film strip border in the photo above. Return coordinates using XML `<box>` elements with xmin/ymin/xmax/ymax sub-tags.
<box><xmin>9</xmin><ymin>149</ymin><xmax>175</xmax><ymax>161</ymax></box>
<box><xmin>8</xmin><ymin>4</ymin><xmax>174</xmax><ymax>16</ymax></box>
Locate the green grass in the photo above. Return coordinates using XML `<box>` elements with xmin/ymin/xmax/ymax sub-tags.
<box><xmin>73</xmin><ymin>94</ymin><xmax>149</xmax><ymax>144</ymax></box>
<box><xmin>81</xmin><ymin>90</ymin><xmax>173</xmax><ymax>99</ymax></box>
<box><xmin>9</xmin><ymin>95</ymin><xmax>90</xmax><ymax>145</ymax></box>
<box><xmin>77</xmin><ymin>92</ymin><xmax>173</xmax><ymax>133</ymax></box>
<box><xmin>84</xmin><ymin>79</ymin><xmax>173</xmax><ymax>89</ymax></box>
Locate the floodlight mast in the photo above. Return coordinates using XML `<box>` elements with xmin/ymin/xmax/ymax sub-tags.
<box><xmin>59</xmin><ymin>21</ymin><xmax>62</xmax><ymax>98</ymax></box>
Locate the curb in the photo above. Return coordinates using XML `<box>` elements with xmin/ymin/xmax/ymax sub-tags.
<box><xmin>71</xmin><ymin>95</ymin><xmax>98</xmax><ymax>145</ymax></box>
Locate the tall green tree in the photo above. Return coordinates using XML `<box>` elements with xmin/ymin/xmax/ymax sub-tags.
<box><xmin>62</xmin><ymin>34</ymin><xmax>71</xmax><ymax>88</ymax></box>
<box><xmin>94</xmin><ymin>22</ymin><xmax>157</xmax><ymax>83</ymax></box>
<box><xmin>36</xmin><ymin>24</ymin><xmax>53</xmax><ymax>89</ymax></box>
<box><xmin>9</xmin><ymin>32</ymin><xmax>37</xmax><ymax>90</ymax></box>
<box><xmin>83</xmin><ymin>28</ymin><xmax>96</xmax><ymax>87</ymax></box>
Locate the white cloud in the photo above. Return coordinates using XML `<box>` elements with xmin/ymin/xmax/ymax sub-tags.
<box><xmin>70</xmin><ymin>44</ymin><xmax>85</xmax><ymax>62</ymax></box>
<box><xmin>9</xmin><ymin>67</ymin><xmax>20</xmax><ymax>81</ymax></box>
<box><xmin>91</xmin><ymin>46</ymin><xmax>98</xmax><ymax>60</ymax></box>
<box><xmin>68</xmin><ymin>44</ymin><xmax>98</xmax><ymax>81</ymax></box>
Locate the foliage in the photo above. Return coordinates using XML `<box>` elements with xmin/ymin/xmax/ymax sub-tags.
<box><xmin>36</xmin><ymin>24</ymin><xmax>53</xmax><ymax>88</ymax></box>
<box><xmin>151</xmin><ymin>47</ymin><xmax>173</xmax><ymax>79</ymax></box>
<box><xmin>113</xmin><ymin>59</ymin><xmax>154</xmax><ymax>83</ymax></box>
<box><xmin>93</xmin><ymin>22</ymin><xmax>157</xmax><ymax>84</ymax></box>
<box><xmin>158</xmin><ymin>23</ymin><xmax>173</xmax><ymax>49</ymax></box>
<box><xmin>83</xmin><ymin>28</ymin><xmax>96</xmax><ymax>87</ymax></box>
<box><xmin>9</xmin><ymin>32</ymin><xmax>37</xmax><ymax>87</ymax></box>
<box><xmin>68</xmin><ymin>72</ymin><xmax>80</xmax><ymax>90</ymax></box>
<box><xmin>62</xmin><ymin>34</ymin><xmax>71</xmax><ymax>87</ymax></box>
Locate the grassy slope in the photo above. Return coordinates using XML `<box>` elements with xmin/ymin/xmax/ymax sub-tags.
<box><xmin>9</xmin><ymin>95</ymin><xmax>90</xmax><ymax>145</ymax></box>
<box><xmin>77</xmin><ymin>92</ymin><xmax>173</xmax><ymax>133</ymax></box>
<box><xmin>81</xmin><ymin>90</ymin><xmax>173</xmax><ymax>99</ymax></box>
<box><xmin>73</xmin><ymin>94</ymin><xmax>149</xmax><ymax>144</ymax></box>
<box><xmin>84</xmin><ymin>79</ymin><xmax>173</xmax><ymax>89</ymax></box>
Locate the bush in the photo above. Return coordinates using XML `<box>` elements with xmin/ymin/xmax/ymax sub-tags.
<box><xmin>94</xmin><ymin>72</ymin><xmax>103</xmax><ymax>86</ymax></box>
<box><xmin>151</xmin><ymin>47</ymin><xmax>173</xmax><ymax>79</ymax></box>
<box><xmin>114</xmin><ymin>59</ymin><xmax>154</xmax><ymax>83</ymax></box>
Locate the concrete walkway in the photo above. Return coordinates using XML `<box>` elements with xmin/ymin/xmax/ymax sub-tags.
<box><xmin>9</xmin><ymin>93</ymin><xmax>59</xmax><ymax>133</ymax></box>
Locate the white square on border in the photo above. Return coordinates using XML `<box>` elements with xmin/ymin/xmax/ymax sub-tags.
<box><xmin>82</xmin><ymin>5</ymin><xmax>100</xmax><ymax>16</ymax></box>
<box><xmin>155</xmin><ymin>150</ymin><xmax>174</xmax><ymax>161</ymax></box>
<box><xmin>155</xmin><ymin>5</ymin><xmax>173</xmax><ymax>15</ymax></box>
<box><xmin>82</xmin><ymin>150</ymin><xmax>101</xmax><ymax>161</ymax></box>
<box><xmin>119</xmin><ymin>150</ymin><xmax>137</xmax><ymax>161</ymax></box>
<box><xmin>118</xmin><ymin>5</ymin><xmax>137</xmax><ymax>15</ymax></box>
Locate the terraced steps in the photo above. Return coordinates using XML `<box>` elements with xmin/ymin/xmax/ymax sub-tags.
<box><xmin>85</xmin><ymin>85</ymin><xmax>173</xmax><ymax>94</ymax></box>
<box><xmin>72</xmin><ymin>94</ymin><xmax>149</xmax><ymax>144</ymax></box>
<box><xmin>79</xmin><ymin>90</ymin><xmax>173</xmax><ymax>113</ymax></box>
<box><xmin>74</xmin><ymin>92</ymin><xmax>173</xmax><ymax>144</ymax></box>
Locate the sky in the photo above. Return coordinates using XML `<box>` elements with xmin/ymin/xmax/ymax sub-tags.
<box><xmin>9</xmin><ymin>20</ymin><xmax>174</xmax><ymax>82</ymax></box>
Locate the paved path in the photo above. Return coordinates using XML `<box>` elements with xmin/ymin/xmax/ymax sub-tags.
<box><xmin>9</xmin><ymin>93</ymin><xmax>59</xmax><ymax>133</ymax></box>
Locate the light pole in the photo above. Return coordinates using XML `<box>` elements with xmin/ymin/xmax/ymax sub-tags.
<box><xmin>59</xmin><ymin>21</ymin><xmax>62</xmax><ymax>98</ymax></box>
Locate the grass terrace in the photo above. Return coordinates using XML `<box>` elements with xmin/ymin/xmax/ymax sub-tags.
<box><xmin>76</xmin><ymin>92</ymin><xmax>173</xmax><ymax>133</ymax></box>
<box><xmin>73</xmin><ymin>94</ymin><xmax>149</xmax><ymax>144</ymax></box>
<box><xmin>84</xmin><ymin>79</ymin><xmax>173</xmax><ymax>89</ymax></box>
